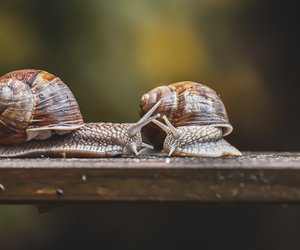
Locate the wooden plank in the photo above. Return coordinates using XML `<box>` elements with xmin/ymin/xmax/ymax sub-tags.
<box><xmin>1</xmin><ymin>152</ymin><xmax>300</xmax><ymax>203</ymax></box>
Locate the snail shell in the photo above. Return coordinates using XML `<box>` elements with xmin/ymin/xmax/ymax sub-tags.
<box><xmin>140</xmin><ymin>81</ymin><xmax>233</xmax><ymax>148</ymax></box>
<box><xmin>0</xmin><ymin>69</ymin><xmax>83</xmax><ymax>145</ymax></box>
<box><xmin>0</xmin><ymin>69</ymin><xmax>161</xmax><ymax>158</ymax></box>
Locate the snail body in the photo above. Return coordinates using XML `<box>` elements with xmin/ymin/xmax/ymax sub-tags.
<box><xmin>0</xmin><ymin>123</ymin><xmax>146</xmax><ymax>157</ymax></box>
<box><xmin>0</xmin><ymin>69</ymin><xmax>159</xmax><ymax>157</ymax></box>
<box><xmin>140</xmin><ymin>81</ymin><xmax>241</xmax><ymax>157</ymax></box>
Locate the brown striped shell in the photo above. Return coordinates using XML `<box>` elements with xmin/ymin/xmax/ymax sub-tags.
<box><xmin>139</xmin><ymin>81</ymin><xmax>233</xmax><ymax>148</ymax></box>
<box><xmin>0</xmin><ymin>69</ymin><xmax>84</xmax><ymax>144</ymax></box>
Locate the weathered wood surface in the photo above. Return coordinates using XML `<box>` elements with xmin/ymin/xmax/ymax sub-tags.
<box><xmin>1</xmin><ymin>152</ymin><xmax>300</xmax><ymax>203</ymax></box>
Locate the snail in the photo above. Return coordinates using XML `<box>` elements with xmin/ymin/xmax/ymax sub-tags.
<box><xmin>0</xmin><ymin>69</ymin><xmax>160</xmax><ymax>157</ymax></box>
<box><xmin>139</xmin><ymin>81</ymin><xmax>241</xmax><ymax>157</ymax></box>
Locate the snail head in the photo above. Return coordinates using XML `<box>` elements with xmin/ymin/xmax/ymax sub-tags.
<box><xmin>124</xmin><ymin>100</ymin><xmax>162</xmax><ymax>155</ymax></box>
<box><xmin>152</xmin><ymin>115</ymin><xmax>183</xmax><ymax>156</ymax></box>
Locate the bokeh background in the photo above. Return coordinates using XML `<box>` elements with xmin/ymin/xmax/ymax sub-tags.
<box><xmin>0</xmin><ymin>0</ymin><xmax>299</xmax><ymax>249</ymax></box>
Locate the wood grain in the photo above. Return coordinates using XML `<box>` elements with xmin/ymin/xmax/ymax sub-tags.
<box><xmin>1</xmin><ymin>152</ymin><xmax>300</xmax><ymax>203</ymax></box>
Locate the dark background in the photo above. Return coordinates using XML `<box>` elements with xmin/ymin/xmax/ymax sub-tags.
<box><xmin>0</xmin><ymin>0</ymin><xmax>299</xmax><ymax>249</ymax></box>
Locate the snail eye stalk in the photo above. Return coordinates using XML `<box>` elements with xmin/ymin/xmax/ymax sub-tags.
<box><xmin>152</xmin><ymin>116</ymin><xmax>182</xmax><ymax>139</ymax></box>
<box><xmin>128</xmin><ymin>100</ymin><xmax>161</xmax><ymax>137</ymax></box>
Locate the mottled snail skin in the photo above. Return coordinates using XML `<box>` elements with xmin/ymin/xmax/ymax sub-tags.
<box><xmin>162</xmin><ymin>125</ymin><xmax>241</xmax><ymax>157</ymax></box>
<box><xmin>140</xmin><ymin>81</ymin><xmax>232</xmax><ymax>148</ymax></box>
<box><xmin>0</xmin><ymin>69</ymin><xmax>83</xmax><ymax>144</ymax></box>
<box><xmin>0</xmin><ymin>69</ymin><xmax>160</xmax><ymax>158</ymax></box>
<box><xmin>140</xmin><ymin>81</ymin><xmax>241</xmax><ymax>157</ymax></box>
<box><xmin>0</xmin><ymin>123</ymin><xmax>144</xmax><ymax>157</ymax></box>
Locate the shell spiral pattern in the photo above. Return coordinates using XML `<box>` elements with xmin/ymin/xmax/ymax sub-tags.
<box><xmin>0</xmin><ymin>69</ymin><xmax>83</xmax><ymax>144</ymax></box>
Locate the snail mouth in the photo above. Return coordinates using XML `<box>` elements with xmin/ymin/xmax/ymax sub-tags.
<box><xmin>125</xmin><ymin>138</ymin><xmax>153</xmax><ymax>156</ymax></box>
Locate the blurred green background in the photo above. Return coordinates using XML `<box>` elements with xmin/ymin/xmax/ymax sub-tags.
<box><xmin>0</xmin><ymin>0</ymin><xmax>298</xmax><ymax>249</ymax></box>
<box><xmin>3</xmin><ymin>0</ymin><xmax>295</xmax><ymax>151</ymax></box>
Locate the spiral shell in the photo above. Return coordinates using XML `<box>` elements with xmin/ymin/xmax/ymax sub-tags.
<box><xmin>139</xmin><ymin>81</ymin><xmax>232</xmax><ymax>148</ymax></box>
<box><xmin>0</xmin><ymin>69</ymin><xmax>83</xmax><ymax>144</ymax></box>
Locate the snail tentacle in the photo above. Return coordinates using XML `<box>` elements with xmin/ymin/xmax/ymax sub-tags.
<box><xmin>1</xmin><ymin>69</ymin><xmax>162</xmax><ymax>158</ymax></box>
<box><xmin>128</xmin><ymin>100</ymin><xmax>161</xmax><ymax>137</ymax></box>
<box><xmin>163</xmin><ymin>125</ymin><xmax>241</xmax><ymax>157</ymax></box>
<box><xmin>162</xmin><ymin>115</ymin><xmax>182</xmax><ymax>138</ymax></box>
<box><xmin>140</xmin><ymin>81</ymin><xmax>241</xmax><ymax>157</ymax></box>
<box><xmin>0</xmin><ymin>122</ymin><xmax>153</xmax><ymax>158</ymax></box>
